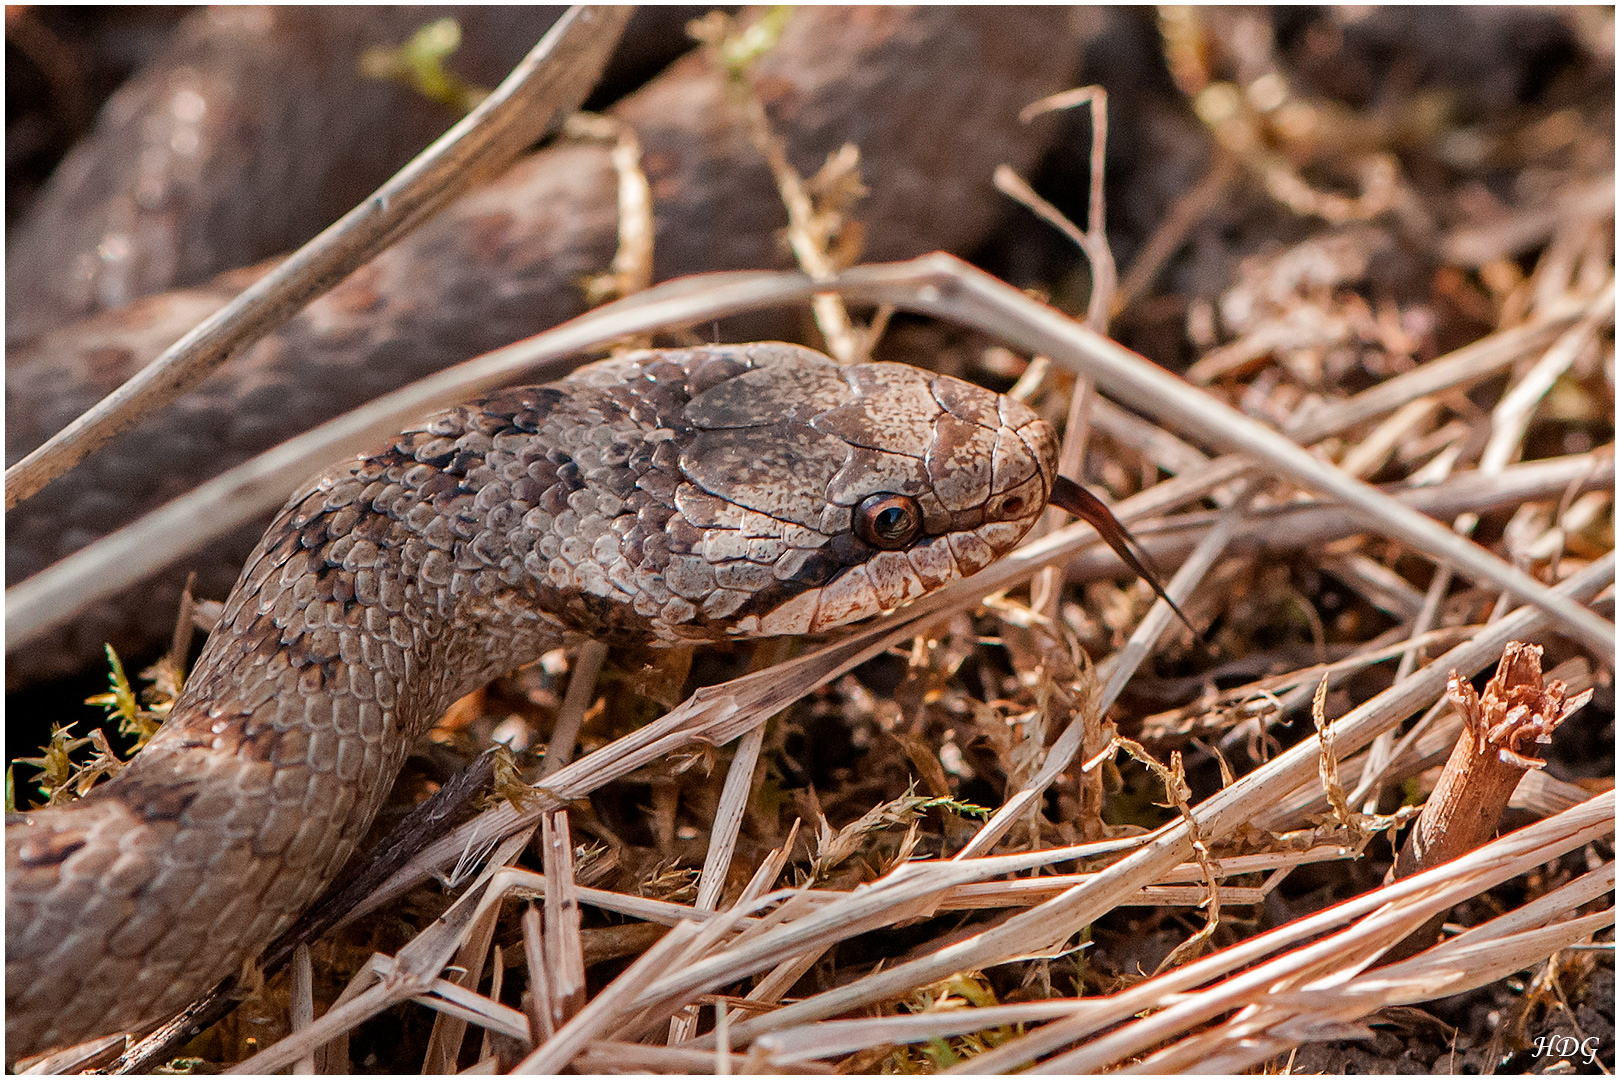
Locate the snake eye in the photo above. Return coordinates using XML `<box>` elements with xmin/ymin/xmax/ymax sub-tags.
<box><xmin>854</xmin><ymin>493</ymin><xmax>923</xmax><ymax>550</ymax></box>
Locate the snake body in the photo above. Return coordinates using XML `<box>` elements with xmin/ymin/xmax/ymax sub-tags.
<box><xmin>6</xmin><ymin>6</ymin><xmax>1091</xmax><ymax>690</ymax></box>
<box><xmin>6</xmin><ymin>344</ymin><xmax>1057</xmax><ymax>1060</ymax></box>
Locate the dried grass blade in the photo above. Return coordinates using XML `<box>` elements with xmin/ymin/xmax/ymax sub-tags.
<box><xmin>515</xmin><ymin>921</ymin><xmax>704</xmax><ymax>1074</ymax></box>
<box><xmin>1067</xmin><ymin>451</ymin><xmax>1613</xmax><ymax>586</ymax></box>
<box><xmin>289</xmin><ymin>945</ymin><xmax>315</xmax><ymax>1075</ymax></box>
<box><xmin>573</xmin><ymin>1039</ymin><xmax>805</xmax><ymax>1074</ymax></box>
<box><xmin>521</xmin><ymin>905</ymin><xmax>554</xmax><ymax>1044</ymax></box>
<box><xmin>756</xmin><ymin>1002</ymin><xmax>1104</xmax><ymax>1067</ymax></box>
<box><xmin>1126</xmin><ymin>898</ymin><xmax>1613</xmax><ymax>1075</ymax></box>
<box><xmin>1017</xmin><ymin>793</ymin><xmax>1613</xmax><ymax>1075</ymax></box>
<box><xmin>541</xmin><ymin>811</ymin><xmax>587</xmax><ymax>1027</ymax></box>
<box><xmin>830</xmin><ymin>255</ymin><xmax>1615</xmax><ymax>655</ymax></box>
<box><xmin>224</xmin><ymin>978</ymin><xmax>400</xmax><ymax>1076</ymax></box>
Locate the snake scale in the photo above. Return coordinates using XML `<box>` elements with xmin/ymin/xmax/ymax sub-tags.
<box><xmin>7</xmin><ymin>342</ymin><xmax>1100</xmax><ymax>1060</ymax></box>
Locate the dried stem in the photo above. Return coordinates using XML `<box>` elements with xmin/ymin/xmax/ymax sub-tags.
<box><xmin>1382</xmin><ymin>642</ymin><xmax>1594</xmax><ymax>962</ymax></box>
<box><xmin>1391</xmin><ymin>642</ymin><xmax>1592</xmax><ymax>882</ymax></box>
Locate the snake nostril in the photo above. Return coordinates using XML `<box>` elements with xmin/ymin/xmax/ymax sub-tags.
<box><xmin>1001</xmin><ymin>496</ymin><xmax>1024</xmax><ymax>516</ymax></box>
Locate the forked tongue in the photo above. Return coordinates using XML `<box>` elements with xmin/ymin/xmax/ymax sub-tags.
<box><xmin>1048</xmin><ymin>475</ymin><xmax>1199</xmax><ymax>635</ymax></box>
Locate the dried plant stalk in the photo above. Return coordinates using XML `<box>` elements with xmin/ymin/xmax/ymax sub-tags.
<box><xmin>1390</xmin><ymin>642</ymin><xmax>1593</xmax><ymax>883</ymax></box>
<box><xmin>1381</xmin><ymin>641</ymin><xmax>1594</xmax><ymax>964</ymax></box>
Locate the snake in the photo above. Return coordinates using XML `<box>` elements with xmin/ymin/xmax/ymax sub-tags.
<box><xmin>4</xmin><ymin>341</ymin><xmax>1145</xmax><ymax>1061</ymax></box>
<box><xmin>6</xmin><ymin>6</ymin><xmax>1091</xmax><ymax>691</ymax></box>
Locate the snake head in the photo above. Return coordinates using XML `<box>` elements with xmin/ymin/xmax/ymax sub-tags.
<box><xmin>672</xmin><ymin>344</ymin><xmax>1057</xmax><ymax>638</ymax></box>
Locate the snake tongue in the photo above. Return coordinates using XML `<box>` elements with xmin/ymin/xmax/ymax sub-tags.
<box><xmin>1048</xmin><ymin>475</ymin><xmax>1199</xmax><ymax>635</ymax></box>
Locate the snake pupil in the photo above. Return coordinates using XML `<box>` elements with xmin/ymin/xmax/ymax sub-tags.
<box><xmin>855</xmin><ymin>493</ymin><xmax>922</xmax><ymax>550</ymax></box>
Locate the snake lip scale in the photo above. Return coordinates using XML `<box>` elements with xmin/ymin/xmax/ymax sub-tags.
<box><xmin>6</xmin><ymin>342</ymin><xmax>1175</xmax><ymax>1061</ymax></box>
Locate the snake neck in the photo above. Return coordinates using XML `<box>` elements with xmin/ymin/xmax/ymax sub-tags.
<box><xmin>125</xmin><ymin>457</ymin><xmax>583</xmax><ymax>804</ymax></box>
<box><xmin>5</xmin><ymin>421</ymin><xmax>580</xmax><ymax>1059</ymax></box>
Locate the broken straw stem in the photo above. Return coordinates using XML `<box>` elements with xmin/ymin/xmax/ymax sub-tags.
<box><xmin>1381</xmin><ymin>641</ymin><xmax>1592</xmax><ymax>962</ymax></box>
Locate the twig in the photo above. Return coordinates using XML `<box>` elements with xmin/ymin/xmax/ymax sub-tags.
<box><xmin>670</xmin><ymin>718</ymin><xmax>768</xmax><ymax>1043</ymax></box>
<box><xmin>521</xmin><ymin>905</ymin><xmax>554</xmax><ymax>1044</ymax></box>
<box><xmin>1381</xmin><ymin>642</ymin><xmax>1593</xmax><ymax>961</ymax></box>
<box><xmin>1013</xmin><ymin>85</ymin><xmax>1116</xmax><ymax>331</ymax></box>
<box><xmin>1444</xmin><ymin>176</ymin><xmax>1616</xmax><ymax>266</ymax></box>
<box><xmin>1391</xmin><ymin>643</ymin><xmax>1593</xmax><ymax>882</ymax></box>
<box><xmin>566</xmin><ymin>113</ymin><xmax>655</xmax><ymax>305</ymax></box>
<box><xmin>290</xmin><ymin>946</ymin><xmax>315</xmax><ymax>1076</ymax></box>
<box><xmin>826</xmin><ymin>255</ymin><xmax>1615</xmax><ymax>655</ymax></box>
<box><xmin>1251</xmin><ymin>656</ymin><xmax>1597</xmax><ymax>834</ymax></box>
<box><xmin>476</xmin><ymin>943</ymin><xmax>506</xmax><ymax>1068</ymax></box>
<box><xmin>541</xmin><ymin>640</ymin><xmax>608</xmax><ymax>777</ymax></box>
<box><xmin>3</xmin><ymin>6</ymin><xmax>633</xmax><ymax>510</ymax></box>
<box><xmin>541</xmin><ymin>811</ymin><xmax>587</xmax><ymax>1029</ymax></box>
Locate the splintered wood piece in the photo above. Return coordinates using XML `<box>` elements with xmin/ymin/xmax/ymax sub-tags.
<box><xmin>1391</xmin><ymin>641</ymin><xmax>1591</xmax><ymax>881</ymax></box>
<box><xmin>1382</xmin><ymin>640</ymin><xmax>1593</xmax><ymax>961</ymax></box>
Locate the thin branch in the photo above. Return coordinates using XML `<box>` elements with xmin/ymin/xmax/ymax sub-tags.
<box><xmin>827</xmin><ymin>255</ymin><xmax>1615</xmax><ymax>655</ymax></box>
<box><xmin>4</xmin><ymin>6</ymin><xmax>633</xmax><ymax>510</ymax></box>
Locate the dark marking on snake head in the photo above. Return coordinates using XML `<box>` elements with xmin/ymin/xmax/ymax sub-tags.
<box><xmin>787</xmin><ymin>546</ymin><xmax>841</xmax><ymax>587</ymax></box>
<box><xmin>680</xmin><ymin>422</ymin><xmax>850</xmax><ymax>530</ymax></box>
<box><xmin>828</xmin><ymin>531</ymin><xmax>871</xmax><ymax>566</ymax></box>
<box><xmin>686</xmin><ymin>352</ymin><xmax>752</xmax><ymax>395</ymax></box>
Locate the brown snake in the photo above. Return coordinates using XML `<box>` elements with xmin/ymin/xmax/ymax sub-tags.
<box><xmin>7</xmin><ymin>342</ymin><xmax>1088</xmax><ymax>1060</ymax></box>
